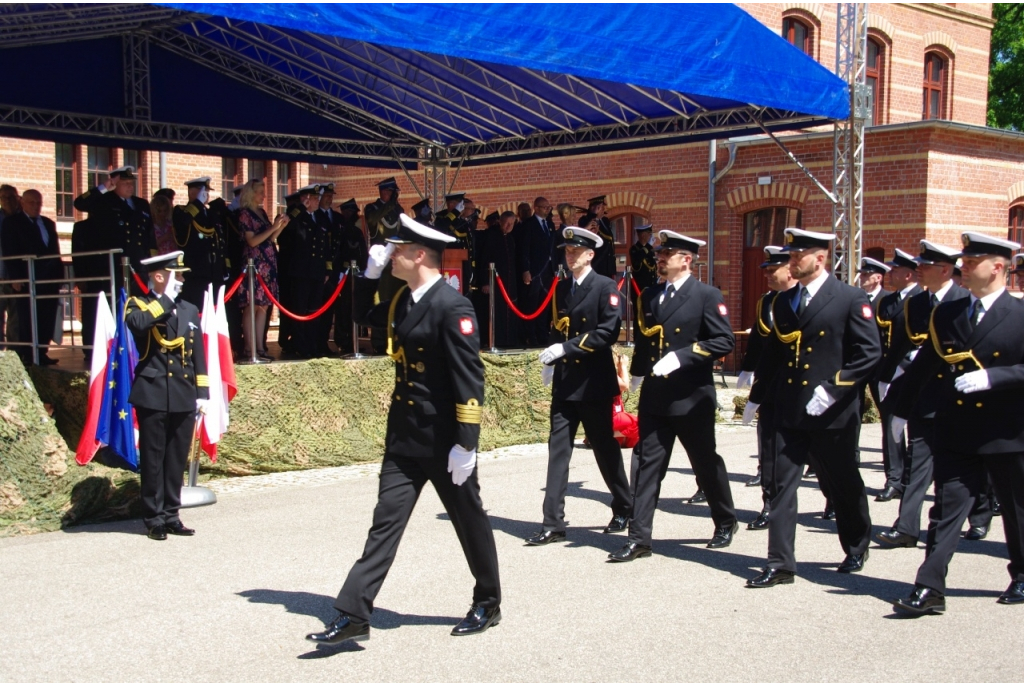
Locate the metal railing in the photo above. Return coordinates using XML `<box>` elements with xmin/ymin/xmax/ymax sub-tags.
<box><xmin>0</xmin><ymin>249</ymin><xmax>122</xmax><ymax>366</ymax></box>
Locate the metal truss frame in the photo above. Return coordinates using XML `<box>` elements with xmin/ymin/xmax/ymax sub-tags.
<box><xmin>0</xmin><ymin>3</ymin><xmax>198</xmax><ymax>48</ymax></box>
<box><xmin>122</xmin><ymin>32</ymin><xmax>151</xmax><ymax>121</ymax></box>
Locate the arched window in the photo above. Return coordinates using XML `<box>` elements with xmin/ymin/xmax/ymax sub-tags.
<box><xmin>866</xmin><ymin>38</ymin><xmax>884</xmax><ymax>126</ymax></box>
<box><xmin>923</xmin><ymin>52</ymin><xmax>947</xmax><ymax>120</ymax></box>
<box><xmin>1009</xmin><ymin>205</ymin><xmax>1024</xmax><ymax>246</ymax></box>
<box><xmin>783</xmin><ymin>17</ymin><xmax>812</xmax><ymax>56</ymax></box>
<box><xmin>610</xmin><ymin>211</ymin><xmax>650</xmax><ymax>274</ymax></box>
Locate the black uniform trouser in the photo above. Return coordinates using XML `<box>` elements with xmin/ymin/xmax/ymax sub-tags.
<box><xmin>758</xmin><ymin>402</ymin><xmax>777</xmax><ymax>512</ymax></box>
<box><xmin>521</xmin><ymin>274</ymin><xmax>553</xmax><ymax>347</ymax></box>
<box><xmin>877</xmin><ymin>388</ymin><xmax>907</xmax><ymax>493</ymax></box>
<box><xmin>470</xmin><ymin>289</ymin><xmax>490</xmax><ymax>350</ymax></box>
<box><xmin>628</xmin><ymin>402</ymin><xmax>737</xmax><ymax>546</ymax></box>
<box><xmin>916</xmin><ymin>449</ymin><xmax>1024</xmax><ymax>594</ymax></box>
<box><xmin>767</xmin><ymin>424</ymin><xmax>871</xmax><ymax>573</ymax></box>
<box><xmin>335</xmin><ymin>453</ymin><xmax>501</xmax><ymax>622</ymax></box>
<box><xmin>281</xmin><ymin>275</ymin><xmax>324</xmax><ymax>357</ymax></box>
<box><xmin>333</xmin><ymin>278</ymin><xmax>355</xmax><ymax>354</ymax></box>
<box><xmin>136</xmin><ymin>407</ymin><xmax>195</xmax><ymax>529</ymax></box>
<box><xmin>542</xmin><ymin>398</ymin><xmax>631</xmax><ymax>532</ymax></box>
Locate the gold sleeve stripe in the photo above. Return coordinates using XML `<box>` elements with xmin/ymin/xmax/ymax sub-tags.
<box><xmin>691</xmin><ymin>343</ymin><xmax>712</xmax><ymax>357</ymax></box>
<box><xmin>195</xmin><ymin>375</ymin><xmax>210</xmax><ymax>387</ymax></box>
<box><xmin>833</xmin><ymin>370</ymin><xmax>856</xmax><ymax>387</ymax></box>
<box><xmin>578</xmin><ymin>333</ymin><xmax>594</xmax><ymax>352</ymax></box>
<box><xmin>455</xmin><ymin>399</ymin><xmax>482</xmax><ymax>424</ymax></box>
<box><xmin>148</xmin><ymin>301</ymin><xmax>164</xmax><ymax>318</ymax></box>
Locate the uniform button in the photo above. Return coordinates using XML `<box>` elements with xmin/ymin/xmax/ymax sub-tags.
<box><xmin>168</xmin><ymin>372</ymin><xmax>173</xmax><ymax>377</ymax></box>
<box><xmin>787</xmin><ymin>378</ymin><xmax>792</xmax><ymax>384</ymax></box>
<box><xmin>582</xmin><ymin>317</ymin><xmax>587</xmax><ymax>322</ymax></box>
<box><xmin>994</xmin><ymin>352</ymin><xmax>1000</xmax><ymax>358</ymax></box>
<box><xmin>675</xmin><ymin>328</ymin><xmax>680</xmax><ymax>333</ymax></box>
<box><xmin>575</xmin><ymin>360</ymin><xmax>580</xmax><ymax>364</ymax></box>
<box><xmin>787</xmin><ymin>362</ymin><xmax>793</xmax><ymax>367</ymax></box>
<box><xmin>184</xmin><ymin>374</ymin><xmax>188</xmax><ymax>379</ymax></box>
<box><xmin>957</xmin><ymin>399</ymin><xmax>963</xmax><ymax>405</ymax></box>
<box><xmin>395</xmin><ymin>395</ymin><xmax>401</xmax><ymax>401</ymax></box>
<box><xmin>937</xmin><ymin>373</ymin><xmax>943</xmax><ymax>378</ymax></box>
<box><xmin>976</xmin><ymin>402</ymin><xmax>983</xmax><ymax>408</ymax></box>
<box><xmin>957</xmin><ymin>365</ymin><xmax>964</xmax><ymax>371</ymax></box>
<box><xmin>806</xmin><ymin>347</ymin><xmax>812</xmax><ymax>352</ymax></box>
<box><xmin>168</xmin><ymin>359</ymin><xmax>173</xmax><ymax>364</ymax></box>
<box><xmin>801</xmin><ymin>380</ymin><xmax>808</xmax><ymax>386</ymax></box>
<box><xmin>408</xmin><ymin>382</ymin><xmax>414</xmax><ymax>387</ymax></box>
<box><xmin>418</xmin><ymin>347</ymin><xmax>424</xmax><ymax>352</ymax></box>
<box><xmin>819</xmin><ymin>331</ymin><xmax>825</xmax><ymax>336</ymax></box>
<box><xmin>408</xmin><ymin>400</ymin><xmax>414</xmax><ymax>406</ymax></box>
<box><xmin>651</xmin><ymin>357</ymin><xmax>656</xmax><ymax>361</ymax></box>
<box><xmin>790</xmin><ymin>345</ymin><xmax>795</xmax><ymax>350</ymax></box>
<box><xmin>803</xmin><ymin>364</ymin><xmax>809</xmax><ymax>369</ymax></box>
<box><xmin>947</xmin><ymin>348</ymin><xmax>953</xmax><ymax>353</ymax></box>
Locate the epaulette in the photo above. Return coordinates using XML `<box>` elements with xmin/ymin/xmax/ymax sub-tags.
<box><xmin>289</xmin><ymin>207</ymin><xmax>302</xmax><ymax>218</ymax></box>
<box><xmin>81</xmin><ymin>190</ymin><xmax>91</xmax><ymax>199</ymax></box>
<box><xmin>184</xmin><ymin>203</ymin><xmax>199</xmax><ymax>218</ymax></box>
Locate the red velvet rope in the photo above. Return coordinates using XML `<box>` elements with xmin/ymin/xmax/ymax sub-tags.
<box><xmin>132</xmin><ymin>271</ymin><xmax>150</xmax><ymax>295</ymax></box>
<box><xmin>493</xmin><ymin>274</ymin><xmax>558</xmax><ymax>321</ymax></box>
<box><xmin>630</xmin><ymin>276</ymin><xmax>642</xmax><ymax>297</ymax></box>
<box><xmin>257</xmin><ymin>272</ymin><xmax>347</xmax><ymax>321</ymax></box>
<box><xmin>224</xmin><ymin>272</ymin><xmax>245</xmax><ymax>301</ymax></box>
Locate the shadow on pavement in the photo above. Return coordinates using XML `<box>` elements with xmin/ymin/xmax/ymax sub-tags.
<box><xmin>236</xmin><ymin>589</ymin><xmax>461</xmax><ymax>627</ymax></box>
<box><xmin>61</xmin><ymin>519</ymin><xmax>142</xmax><ymax>535</ymax></box>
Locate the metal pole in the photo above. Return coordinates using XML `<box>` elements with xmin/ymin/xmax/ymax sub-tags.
<box><xmin>707</xmin><ymin>139</ymin><xmax>716</xmax><ymax>289</ymax></box>
<box><xmin>349</xmin><ymin>261</ymin><xmax>364</xmax><ymax>359</ymax></box>
<box><xmin>121</xmin><ymin>256</ymin><xmax>132</xmax><ymax>295</ymax></box>
<box><xmin>624</xmin><ymin>267</ymin><xmax>634</xmax><ymax>347</ymax></box>
<box><xmin>243</xmin><ymin>259</ymin><xmax>265</xmax><ymax>364</ymax></box>
<box><xmin>28</xmin><ymin>257</ymin><xmax>39</xmax><ymax>366</ymax></box>
<box><xmin>488</xmin><ymin>262</ymin><xmax>497</xmax><ymax>354</ymax></box>
<box><xmin>107</xmin><ymin>251</ymin><xmax>117</xmax><ymax>317</ymax></box>
<box><xmin>159</xmin><ymin>150</ymin><xmax>167</xmax><ymax>189</ymax></box>
<box><xmin>180</xmin><ymin>421</ymin><xmax>217</xmax><ymax>508</ymax></box>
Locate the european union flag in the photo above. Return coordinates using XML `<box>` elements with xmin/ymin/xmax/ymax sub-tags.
<box><xmin>96</xmin><ymin>289</ymin><xmax>140</xmax><ymax>471</ymax></box>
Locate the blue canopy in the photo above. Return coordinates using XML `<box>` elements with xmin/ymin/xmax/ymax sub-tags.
<box><xmin>0</xmin><ymin>3</ymin><xmax>849</xmax><ymax>165</ymax></box>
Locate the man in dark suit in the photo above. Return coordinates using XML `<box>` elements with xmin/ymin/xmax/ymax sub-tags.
<box><xmin>277</xmin><ymin>184</ymin><xmax>330</xmax><ymax>359</ymax></box>
<box><xmin>872</xmin><ymin>249</ymin><xmax>922</xmax><ymax>502</ymax></box>
<box><xmin>331</xmin><ymin>198</ymin><xmax>368</xmax><ymax>355</ymax></box>
<box><xmin>744</xmin><ymin>228</ymin><xmax>881</xmax><ymax>587</ymax></box>
<box><xmin>480</xmin><ymin>211</ymin><xmax>521</xmax><ymax>348</ymax></box>
<box><xmin>737</xmin><ymin>246</ymin><xmax>797</xmax><ymax>529</ymax></box>
<box><xmin>1</xmin><ymin>189</ymin><xmax>63</xmax><ymax>365</ymax></box>
<box><xmin>524</xmin><ymin>226</ymin><xmax>632</xmax><ymax>546</ymax></box>
<box><xmin>892</xmin><ymin>232</ymin><xmax>1024</xmax><ymax>614</ymax></box>
<box><xmin>517</xmin><ymin>196</ymin><xmax>556</xmax><ymax>347</ymax></box>
<box><xmin>315</xmin><ymin>183</ymin><xmax>343</xmax><ymax>357</ymax></box>
<box><xmin>125</xmin><ymin>251</ymin><xmax>208</xmax><ymax>541</ymax></box>
<box><xmin>609</xmin><ymin>230</ymin><xmax>737</xmax><ymax>561</ymax></box>
<box><xmin>173</xmin><ymin>177</ymin><xmax>227</xmax><ymax>309</ymax></box>
<box><xmin>306</xmin><ymin>213</ymin><xmax>501</xmax><ymax>645</ymax></box>
<box><xmin>577</xmin><ymin>195</ymin><xmax>617</xmax><ymax>278</ymax></box>
<box><xmin>875</xmin><ymin>240</ymin><xmax>968</xmax><ymax>550</ymax></box>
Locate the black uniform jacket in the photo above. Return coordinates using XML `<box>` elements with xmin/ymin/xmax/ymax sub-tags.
<box><xmin>355</xmin><ymin>276</ymin><xmax>484</xmax><ymax>458</ymax></box>
<box><xmin>875</xmin><ymin>285</ymin><xmax>923</xmax><ymax>376</ymax></box>
<box><xmin>750</xmin><ymin>274</ymin><xmax>881</xmax><ymax>430</ymax></box>
<box><xmin>893</xmin><ymin>290</ymin><xmax>1024</xmax><ymax>454</ymax></box>
<box><xmin>868</xmin><ymin>287</ymin><xmax>892</xmax><ymax>362</ymax></box>
<box><xmin>73</xmin><ymin>188</ymin><xmax>155</xmax><ymax>275</ymax></box>
<box><xmin>173</xmin><ymin>200</ymin><xmax>226</xmax><ymax>287</ymax></box>
<box><xmin>577</xmin><ymin>214</ymin><xmax>616</xmax><ymax>278</ymax></box>
<box><xmin>546</xmin><ymin>271</ymin><xmax>622</xmax><ymax>402</ymax></box>
<box><xmin>364</xmin><ymin>197</ymin><xmax>404</xmax><ymax>245</ymax></box>
<box><xmin>278</xmin><ymin>207</ymin><xmax>331</xmax><ymax>279</ymax></box>
<box><xmin>629</xmin><ymin>241</ymin><xmax>658</xmax><ymax>291</ymax></box>
<box><xmin>631</xmin><ymin>277</ymin><xmax>735</xmax><ymax>416</ymax></box>
<box><xmin>740</xmin><ymin>290</ymin><xmax>775</xmax><ymax>373</ymax></box>
<box><xmin>126</xmin><ymin>292</ymin><xmax>209</xmax><ymax>413</ymax></box>
<box><xmin>879</xmin><ymin>284</ymin><xmax>968</xmax><ymax>415</ymax></box>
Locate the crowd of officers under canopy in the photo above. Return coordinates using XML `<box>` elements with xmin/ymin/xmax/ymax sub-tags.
<box><xmin>4</xmin><ymin>168</ymin><xmax>1024</xmax><ymax>641</ymax></box>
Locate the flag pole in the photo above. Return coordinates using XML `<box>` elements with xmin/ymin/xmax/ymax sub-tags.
<box><xmin>180</xmin><ymin>412</ymin><xmax>217</xmax><ymax>508</ymax></box>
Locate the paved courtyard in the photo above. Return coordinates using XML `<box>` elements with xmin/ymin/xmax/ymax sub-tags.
<box><xmin>1</xmin><ymin>423</ymin><xmax>1022</xmax><ymax>682</ymax></box>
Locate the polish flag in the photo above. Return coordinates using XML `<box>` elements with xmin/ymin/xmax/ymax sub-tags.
<box><xmin>75</xmin><ymin>292</ymin><xmax>116</xmax><ymax>465</ymax></box>
<box><xmin>198</xmin><ymin>285</ymin><xmax>236</xmax><ymax>461</ymax></box>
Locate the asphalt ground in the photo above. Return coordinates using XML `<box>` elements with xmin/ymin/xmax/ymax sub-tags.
<box><xmin>1</xmin><ymin>423</ymin><xmax>1022</xmax><ymax>682</ymax></box>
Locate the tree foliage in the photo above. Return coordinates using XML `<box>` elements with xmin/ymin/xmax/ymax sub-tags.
<box><xmin>988</xmin><ymin>3</ymin><xmax>1024</xmax><ymax>130</ymax></box>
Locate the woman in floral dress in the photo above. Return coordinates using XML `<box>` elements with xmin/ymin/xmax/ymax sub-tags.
<box><xmin>235</xmin><ymin>178</ymin><xmax>288</xmax><ymax>360</ymax></box>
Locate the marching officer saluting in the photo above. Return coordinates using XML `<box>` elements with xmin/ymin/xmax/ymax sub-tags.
<box><xmin>610</xmin><ymin>231</ymin><xmax>737</xmax><ymax>561</ymax></box>
<box><xmin>891</xmin><ymin>232</ymin><xmax>1024</xmax><ymax>614</ymax></box>
<box><xmin>744</xmin><ymin>228</ymin><xmax>881</xmax><ymax>587</ymax></box>
<box><xmin>524</xmin><ymin>226</ymin><xmax>631</xmax><ymax>546</ymax></box>
<box><xmin>173</xmin><ymin>177</ymin><xmax>226</xmax><ymax>309</ymax></box>
<box><xmin>306</xmin><ymin>213</ymin><xmax>501</xmax><ymax>645</ymax></box>
<box><xmin>126</xmin><ymin>251</ymin><xmax>208</xmax><ymax>541</ymax></box>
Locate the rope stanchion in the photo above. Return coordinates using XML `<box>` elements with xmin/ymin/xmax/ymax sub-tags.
<box><xmin>132</xmin><ymin>270</ymin><xmax>150</xmax><ymax>295</ymax></box>
<box><xmin>257</xmin><ymin>272</ymin><xmax>346</xmax><ymax>322</ymax></box>
<box><xmin>494</xmin><ymin>274</ymin><xmax>557</xmax><ymax>321</ymax></box>
<box><xmin>224</xmin><ymin>272</ymin><xmax>245</xmax><ymax>302</ymax></box>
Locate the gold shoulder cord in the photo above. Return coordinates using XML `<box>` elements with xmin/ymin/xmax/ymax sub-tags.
<box><xmin>552</xmin><ymin>285</ymin><xmax>570</xmax><ymax>337</ymax></box>
<box><xmin>772</xmin><ymin>292</ymin><xmax>802</xmax><ymax>366</ymax></box>
<box><xmin>929</xmin><ymin>307</ymin><xmax>984</xmax><ymax>370</ymax></box>
<box><xmin>635</xmin><ymin>290</ymin><xmax>664</xmax><ymax>351</ymax></box>
<box><xmin>386</xmin><ymin>285</ymin><xmax>410</xmax><ymax>378</ymax></box>
<box><xmin>756</xmin><ymin>296</ymin><xmax>772</xmax><ymax>337</ymax></box>
<box><xmin>876</xmin><ymin>301</ymin><xmax>893</xmax><ymax>347</ymax></box>
<box><xmin>905</xmin><ymin>296</ymin><xmax>929</xmax><ymax>346</ymax></box>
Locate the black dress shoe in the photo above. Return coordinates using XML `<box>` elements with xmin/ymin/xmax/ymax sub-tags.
<box><xmin>608</xmin><ymin>542</ymin><xmax>653</xmax><ymax>562</ymax></box>
<box><xmin>147</xmin><ymin>525</ymin><xmax>167</xmax><ymax>541</ymax></box>
<box><xmin>745</xmin><ymin>472</ymin><xmax>762</xmax><ymax>487</ymax></box>
<box><xmin>821</xmin><ymin>504</ymin><xmax>836</xmax><ymax>521</ymax></box>
<box><xmin>875</xmin><ymin>486</ymin><xmax>900</xmax><ymax>502</ymax></box>
<box><xmin>997</xmin><ymin>581</ymin><xmax>1024</xmax><ymax>605</ymax></box>
<box><xmin>747</xmin><ymin>510</ymin><xmax>770</xmax><ymax>530</ymax></box>
<box><xmin>804</xmin><ymin>467</ymin><xmax>817</xmax><ymax>479</ymax></box>
<box><xmin>603</xmin><ymin>515</ymin><xmax>628</xmax><ymax>534</ymax></box>
<box><xmin>747</xmin><ymin>568</ymin><xmax>795</xmax><ymax>588</ymax></box>
<box><xmin>875</xmin><ymin>529</ymin><xmax>917</xmax><ymax>548</ymax></box>
<box><xmin>524</xmin><ymin>530</ymin><xmax>566</xmax><ymax>546</ymax></box>
<box><xmin>707</xmin><ymin>521</ymin><xmax>739</xmax><ymax>549</ymax></box>
<box><xmin>687</xmin><ymin>489</ymin><xmax>707</xmax><ymax>504</ymax></box>
<box><xmin>837</xmin><ymin>550</ymin><xmax>868</xmax><ymax>573</ymax></box>
<box><xmin>893</xmin><ymin>586</ymin><xmax>945</xmax><ymax>615</ymax></box>
<box><xmin>992</xmin><ymin>501</ymin><xmax>1003</xmax><ymax>517</ymax></box>
<box><xmin>165</xmin><ymin>521</ymin><xmax>195</xmax><ymax>536</ymax></box>
<box><xmin>964</xmin><ymin>525</ymin><xmax>988</xmax><ymax>540</ymax></box>
<box><xmin>451</xmin><ymin>605</ymin><xmax>501</xmax><ymax>636</ymax></box>
<box><xmin>306</xmin><ymin>613</ymin><xmax>370</xmax><ymax>645</ymax></box>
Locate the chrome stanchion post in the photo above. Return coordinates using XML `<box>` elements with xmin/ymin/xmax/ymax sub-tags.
<box><xmin>349</xmin><ymin>261</ymin><xmax>364</xmax><ymax>359</ymax></box>
<box><xmin>624</xmin><ymin>267</ymin><xmax>634</xmax><ymax>348</ymax></box>
<box><xmin>28</xmin><ymin>257</ymin><xmax>39</xmax><ymax>366</ymax></box>
<box><xmin>488</xmin><ymin>262</ymin><xmax>497</xmax><ymax>354</ymax></box>
<box><xmin>244</xmin><ymin>259</ymin><xmax>265</xmax><ymax>364</ymax></box>
<box><xmin>180</xmin><ymin>420</ymin><xmax>217</xmax><ymax>508</ymax></box>
<box><xmin>121</xmin><ymin>256</ymin><xmax>132</xmax><ymax>295</ymax></box>
<box><xmin>107</xmin><ymin>250</ymin><xmax>118</xmax><ymax>319</ymax></box>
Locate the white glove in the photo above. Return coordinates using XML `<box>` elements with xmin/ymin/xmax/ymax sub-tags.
<box><xmin>164</xmin><ymin>277</ymin><xmax>182</xmax><ymax>301</ymax></box>
<box><xmin>805</xmin><ymin>385</ymin><xmax>836</xmax><ymax>417</ymax></box>
<box><xmin>878</xmin><ymin>381</ymin><xmax>889</xmax><ymax>403</ymax></box>
<box><xmin>890</xmin><ymin>416</ymin><xmax>907</xmax><ymax>444</ymax></box>
<box><xmin>629</xmin><ymin>375</ymin><xmax>643</xmax><ymax>392</ymax></box>
<box><xmin>364</xmin><ymin>243</ymin><xmax>395</xmax><ymax>280</ymax></box>
<box><xmin>196</xmin><ymin>398</ymin><xmax>209</xmax><ymax>415</ymax></box>
<box><xmin>541</xmin><ymin>364</ymin><xmax>554</xmax><ymax>387</ymax></box>
<box><xmin>651</xmin><ymin>352</ymin><xmax>681</xmax><ymax>377</ymax></box>
<box><xmin>455</xmin><ymin>200</ymin><xmax>465</xmax><ymax>213</ymax></box>
<box><xmin>736</xmin><ymin>370</ymin><xmax>754</xmax><ymax>389</ymax></box>
<box><xmin>539</xmin><ymin>343</ymin><xmax>566</xmax><ymax>365</ymax></box>
<box><xmin>954</xmin><ymin>369</ymin><xmax>990</xmax><ymax>394</ymax></box>
<box><xmin>448</xmin><ymin>444</ymin><xmax>477</xmax><ymax>486</ymax></box>
<box><xmin>197</xmin><ymin>187</ymin><xmax>209</xmax><ymax>205</ymax></box>
<box><xmin>742</xmin><ymin>401</ymin><xmax>760</xmax><ymax>425</ymax></box>
<box><xmin>891</xmin><ymin>365</ymin><xmax>905</xmax><ymax>382</ymax></box>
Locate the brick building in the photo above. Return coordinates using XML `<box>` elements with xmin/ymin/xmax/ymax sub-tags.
<box><xmin>1</xmin><ymin>2</ymin><xmax>1021</xmax><ymax>335</ymax></box>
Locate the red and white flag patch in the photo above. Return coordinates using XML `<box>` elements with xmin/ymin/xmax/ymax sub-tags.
<box><xmin>718</xmin><ymin>303</ymin><xmax>728</xmax><ymax>316</ymax></box>
<box><xmin>861</xmin><ymin>304</ymin><xmax>873</xmax><ymax>320</ymax></box>
<box><xmin>609</xmin><ymin>293</ymin><xmax>620</xmax><ymax>308</ymax></box>
<box><xmin>459</xmin><ymin>317</ymin><xmax>475</xmax><ymax>335</ymax></box>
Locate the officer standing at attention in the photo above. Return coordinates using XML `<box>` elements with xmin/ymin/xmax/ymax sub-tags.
<box><xmin>628</xmin><ymin>224</ymin><xmax>658</xmax><ymax>341</ymax></box>
<box><xmin>890</xmin><ymin>232</ymin><xmax>1024</xmax><ymax>614</ymax></box>
<box><xmin>331</xmin><ymin>198</ymin><xmax>368</xmax><ymax>354</ymax></box>
<box><xmin>743</xmin><ymin>228</ymin><xmax>881</xmax><ymax>587</ymax></box>
<box><xmin>364</xmin><ymin>177</ymin><xmax>404</xmax><ymax>354</ymax></box>
<box><xmin>609</xmin><ymin>231</ymin><xmax>737</xmax><ymax>562</ymax></box>
<box><xmin>277</xmin><ymin>184</ymin><xmax>330</xmax><ymax>359</ymax></box>
<box><xmin>172</xmin><ymin>177</ymin><xmax>226</xmax><ymax>309</ymax></box>
<box><xmin>577</xmin><ymin>195</ymin><xmax>617</xmax><ymax>278</ymax></box>
<box><xmin>875</xmin><ymin>240</ymin><xmax>968</xmax><ymax>550</ymax></box>
<box><xmin>126</xmin><ymin>251</ymin><xmax>208</xmax><ymax>541</ymax></box>
<box><xmin>306</xmin><ymin>213</ymin><xmax>501</xmax><ymax>645</ymax></box>
<box><xmin>524</xmin><ymin>226</ymin><xmax>632</xmax><ymax>546</ymax></box>
<box><xmin>737</xmin><ymin>246</ymin><xmax>797</xmax><ymax>530</ymax></box>
<box><xmin>872</xmin><ymin>249</ymin><xmax>922</xmax><ymax>502</ymax></box>
<box><xmin>315</xmin><ymin>183</ymin><xmax>342</xmax><ymax>357</ymax></box>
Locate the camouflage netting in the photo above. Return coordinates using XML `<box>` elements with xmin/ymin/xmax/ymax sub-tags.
<box><xmin>0</xmin><ymin>351</ymin><xmax>142</xmax><ymax>537</ymax></box>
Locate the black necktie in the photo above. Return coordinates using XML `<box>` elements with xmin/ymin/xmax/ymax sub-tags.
<box><xmin>796</xmin><ymin>286</ymin><xmax>810</xmax><ymax>316</ymax></box>
<box><xmin>930</xmin><ymin>293</ymin><xmax>939</xmax><ymax>308</ymax></box>
<box><xmin>970</xmin><ymin>300</ymin><xmax>984</xmax><ymax>328</ymax></box>
<box><xmin>570</xmin><ymin>280</ymin><xmax>577</xmax><ymax>295</ymax></box>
